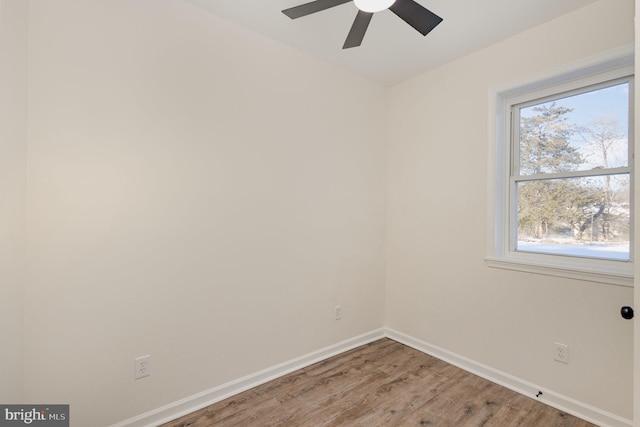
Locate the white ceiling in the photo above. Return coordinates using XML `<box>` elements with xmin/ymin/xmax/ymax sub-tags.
<box><xmin>182</xmin><ymin>0</ymin><xmax>600</xmax><ymax>86</ymax></box>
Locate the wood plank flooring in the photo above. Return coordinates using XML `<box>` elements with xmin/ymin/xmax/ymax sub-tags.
<box><xmin>161</xmin><ymin>338</ymin><xmax>596</xmax><ymax>427</ymax></box>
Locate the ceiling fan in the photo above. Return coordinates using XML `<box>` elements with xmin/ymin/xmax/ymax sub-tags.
<box><xmin>282</xmin><ymin>0</ymin><xmax>443</xmax><ymax>49</ymax></box>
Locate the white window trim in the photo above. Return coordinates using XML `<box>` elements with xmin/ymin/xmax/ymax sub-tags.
<box><xmin>485</xmin><ymin>45</ymin><xmax>634</xmax><ymax>287</ymax></box>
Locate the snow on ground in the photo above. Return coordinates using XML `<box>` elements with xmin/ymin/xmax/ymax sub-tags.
<box><xmin>517</xmin><ymin>241</ymin><xmax>629</xmax><ymax>260</ymax></box>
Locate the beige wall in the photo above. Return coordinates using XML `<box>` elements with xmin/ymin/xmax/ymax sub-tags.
<box><xmin>386</xmin><ymin>0</ymin><xmax>634</xmax><ymax>418</ymax></box>
<box><xmin>23</xmin><ymin>0</ymin><xmax>386</xmax><ymax>424</ymax></box>
<box><xmin>0</xmin><ymin>0</ymin><xmax>27</xmax><ymax>403</ymax></box>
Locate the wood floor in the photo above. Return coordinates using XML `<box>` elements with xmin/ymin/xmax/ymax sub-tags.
<box><xmin>161</xmin><ymin>338</ymin><xmax>596</xmax><ymax>427</ymax></box>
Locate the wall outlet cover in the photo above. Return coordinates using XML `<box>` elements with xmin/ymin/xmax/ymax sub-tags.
<box><xmin>553</xmin><ymin>342</ymin><xmax>569</xmax><ymax>364</ymax></box>
<box><xmin>135</xmin><ymin>355</ymin><xmax>151</xmax><ymax>379</ymax></box>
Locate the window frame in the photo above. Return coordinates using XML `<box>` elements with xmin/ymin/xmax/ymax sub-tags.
<box><xmin>486</xmin><ymin>50</ymin><xmax>635</xmax><ymax>287</ymax></box>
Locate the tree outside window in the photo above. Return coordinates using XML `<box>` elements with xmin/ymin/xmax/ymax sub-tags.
<box><xmin>512</xmin><ymin>80</ymin><xmax>631</xmax><ymax>261</ymax></box>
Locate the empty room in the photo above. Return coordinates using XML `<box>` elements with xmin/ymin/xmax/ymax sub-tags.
<box><xmin>1</xmin><ymin>0</ymin><xmax>639</xmax><ymax>426</ymax></box>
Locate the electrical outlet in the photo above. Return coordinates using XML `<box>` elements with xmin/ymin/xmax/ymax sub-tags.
<box><xmin>553</xmin><ymin>342</ymin><xmax>569</xmax><ymax>364</ymax></box>
<box><xmin>334</xmin><ymin>305</ymin><xmax>342</xmax><ymax>320</ymax></box>
<box><xmin>134</xmin><ymin>355</ymin><xmax>151</xmax><ymax>379</ymax></box>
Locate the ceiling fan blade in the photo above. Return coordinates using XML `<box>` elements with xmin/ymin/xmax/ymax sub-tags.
<box><xmin>343</xmin><ymin>10</ymin><xmax>373</xmax><ymax>49</ymax></box>
<box><xmin>389</xmin><ymin>0</ymin><xmax>442</xmax><ymax>36</ymax></box>
<box><xmin>282</xmin><ymin>0</ymin><xmax>352</xmax><ymax>19</ymax></box>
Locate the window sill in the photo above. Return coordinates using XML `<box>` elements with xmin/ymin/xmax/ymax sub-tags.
<box><xmin>485</xmin><ymin>255</ymin><xmax>633</xmax><ymax>287</ymax></box>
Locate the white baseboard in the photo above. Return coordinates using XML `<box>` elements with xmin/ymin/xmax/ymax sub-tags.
<box><xmin>112</xmin><ymin>327</ymin><xmax>632</xmax><ymax>427</ymax></box>
<box><xmin>110</xmin><ymin>329</ymin><xmax>386</xmax><ymax>427</ymax></box>
<box><xmin>384</xmin><ymin>328</ymin><xmax>633</xmax><ymax>427</ymax></box>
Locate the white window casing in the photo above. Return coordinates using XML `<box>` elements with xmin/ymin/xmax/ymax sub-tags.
<box><xmin>486</xmin><ymin>46</ymin><xmax>634</xmax><ymax>287</ymax></box>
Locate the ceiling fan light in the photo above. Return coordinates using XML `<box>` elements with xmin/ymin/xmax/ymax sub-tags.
<box><xmin>353</xmin><ymin>0</ymin><xmax>395</xmax><ymax>13</ymax></box>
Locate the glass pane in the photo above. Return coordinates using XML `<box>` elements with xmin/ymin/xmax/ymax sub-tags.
<box><xmin>518</xmin><ymin>82</ymin><xmax>629</xmax><ymax>175</ymax></box>
<box><xmin>516</xmin><ymin>175</ymin><xmax>630</xmax><ymax>260</ymax></box>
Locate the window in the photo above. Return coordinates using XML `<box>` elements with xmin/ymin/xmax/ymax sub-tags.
<box><xmin>487</xmin><ymin>52</ymin><xmax>634</xmax><ymax>286</ymax></box>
